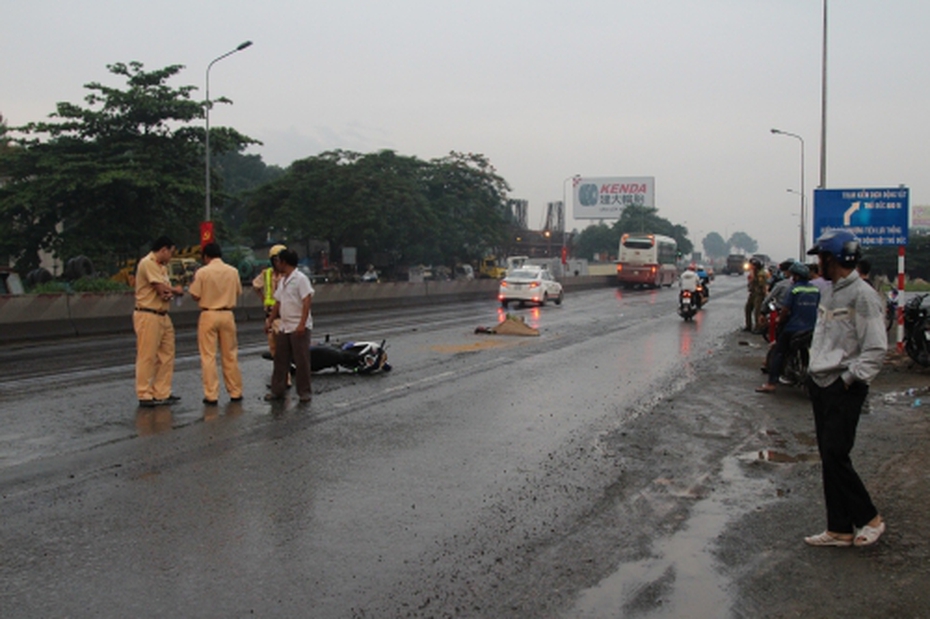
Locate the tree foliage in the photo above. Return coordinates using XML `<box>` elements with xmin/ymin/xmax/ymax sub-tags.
<box><xmin>571</xmin><ymin>206</ymin><xmax>692</xmax><ymax>260</ymax></box>
<box><xmin>0</xmin><ymin>62</ymin><xmax>257</xmax><ymax>272</ymax></box>
<box><xmin>574</xmin><ymin>223</ymin><xmax>619</xmax><ymax>260</ymax></box>
<box><xmin>702</xmin><ymin>232</ymin><xmax>728</xmax><ymax>258</ymax></box>
<box><xmin>862</xmin><ymin>231</ymin><xmax>930</xmax><ymax>281</ymax></box>
<box><xmin>728</xmin><ymin>231</ymin><xmax>758</xmax><ymax>255</ymax></box>
<box><xmin>243</xmin><ymin>150</ymin><xmax>514</xmax><ymax>270</ymax></box>
<box><xmin>612</xmin><ymin>205</ymin><xmax>693</xmax><ymax>255</ymax></box>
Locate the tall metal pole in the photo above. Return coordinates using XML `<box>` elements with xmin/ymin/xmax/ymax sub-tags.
<box><xmin>205</xmin><ymin>41</ymin><xmax>253</xmax><ymax>222</ymax></box>
<box><xmin>562</xmin><ymin>175</ymin><xmax>579</xmax><ymax>263</ymax></box>
<box><xmin>771</xmin><ymin>129</ymin><xmax>805</xmax><ymax>261</ymax></box>
<box><xmin>819</xmin><ymin>0</ymin><xmax>827</xmax><ymax>190</ymax></box>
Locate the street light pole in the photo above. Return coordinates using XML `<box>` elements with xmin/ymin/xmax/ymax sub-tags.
<box><xmin>787</xmin><ymin>189</ymin><xmax>805</xmax><ymax>258</ymax></box>
<box><xmin>819</xmin><ymin>0</ymin><xmax>828</xmax><ymax>190</ymax></box>
<box><xmin>562</xmin><ymin>174</ymin><xmax>579</xmax><ymax>266</ymax></box>
<box><xmin>205</xmin><ymin>40</ymin><xmax>253</xmax><ymax>223</ymax></box>
<box><xmin>771</xmin><ymin>128</ymin><xmax>805</xmax><ymax>261</ymax></box>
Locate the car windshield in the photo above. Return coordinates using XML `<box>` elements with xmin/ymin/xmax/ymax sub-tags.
<box><xmin>508</xmin><ymin>269</ymin><xmax>540</xmax><ymax>279</ymax></box>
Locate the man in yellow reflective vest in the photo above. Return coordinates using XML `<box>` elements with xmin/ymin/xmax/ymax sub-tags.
<box><xmin>253</xmin><ymin>244</ymin><xmax>287</xmax><ymax>359</ymax></box>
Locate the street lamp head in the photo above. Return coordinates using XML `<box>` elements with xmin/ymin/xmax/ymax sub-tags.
<box><xmin>237</xmin><ymin>40</ymin><xmax>253</xmax><ymax>51</ymax></box>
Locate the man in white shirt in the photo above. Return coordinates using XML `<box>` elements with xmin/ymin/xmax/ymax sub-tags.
<box><xmin>679</xmin><ymin>265</ymin><xmax>699</xmax><ymax>292</ymax></box>
<box><xmin>264</xmin><ymin>249</ymin><xmax>314</xmax><ymax>403</ymax></box>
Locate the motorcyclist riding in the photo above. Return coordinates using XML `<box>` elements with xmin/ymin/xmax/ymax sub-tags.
<box><xmin>695</xmin><ymin>264</ymin><xmax>710</xmax><ymax>299</ymax></box>
<box><xmin>678</xmin><ymin>265</ymin><xmax>701</xmax><ymax>317</ymax></box>
<box><xmin>756</xmin><ymin>261</ymin><xmax>820</xmax><ymax>392</ymax></box>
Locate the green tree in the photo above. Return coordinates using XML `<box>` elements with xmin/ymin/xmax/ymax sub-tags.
<box><xmin>574</xmin><ymin>222</ymin><xmax>620</xmax><ymax>260</ymax></box>
<box><xmin>0</xmin><ymin>62</ymin><xmax>257</xmax><ymax>273</ymax></box>
<box><xmin>702</xmin><ymin>232</ymin><xmax>728</xmax><ymax>258</ymax></box>
<box><xmin>243</xmin><ymin>149</ymin><xmax>513</xmax><ymax>272</ymax></box>
<box><xmin>612</xmin><ymin>205</ymin><xmax>693</xmax><ymax>255</ymax></box>
<box><xmin>728</xmin><ymin>231</ymin><xmax>758</xmax><ymax>255</ymax></box>
<box><xmin>862</xmin><ymin>231</ymin><xmax>930</xmax><ymax>281</ymax></box>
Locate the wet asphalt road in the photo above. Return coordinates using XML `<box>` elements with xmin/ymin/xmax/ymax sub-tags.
<box><xmin>0</xmin><ymin>276</ymin><xmax>748</xmax><ymax>617</ymax></box>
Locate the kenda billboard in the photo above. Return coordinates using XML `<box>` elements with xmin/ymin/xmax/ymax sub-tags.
<box><xmin>572</xmin><ymin>176</ymin><xmax>655</xmax><ymax>219</ymax></box>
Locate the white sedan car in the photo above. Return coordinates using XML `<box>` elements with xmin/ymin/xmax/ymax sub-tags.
<box><xmin>498</xmin><ymin>267</ymin><xmax>563</xmax><ymax>308</ymax></box>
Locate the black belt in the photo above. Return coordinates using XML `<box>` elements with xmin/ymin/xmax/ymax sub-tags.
<box><xmin>135</xmin><ymin>307</ymin><xmax>167</xmax><ymax>316</ymax></box>
<box><xmin>201</xmin><ymin>308</ymin><xmax>233</xmax><ymax>311</ymax></box>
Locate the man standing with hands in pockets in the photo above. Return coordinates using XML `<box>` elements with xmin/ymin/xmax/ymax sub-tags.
<box><xmin>264</xmin><ymin>249</ymin><xmax>314</xmax><ymax>403</ymax></box>
<box><xmin>803</xmin><ymin>230</ymin><xmax>887</xmax><ymax>548</ymax></box>
<box><xmin>189</xmin><ymin>243</ymin><xmax>243</xmax><ymax>405</ymax></box>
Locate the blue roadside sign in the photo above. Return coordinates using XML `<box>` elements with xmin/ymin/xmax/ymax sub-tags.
<box><xmin>812</xmin><ymin>187</ymin><xmax>909</xmax><ymax>246</ymax></box>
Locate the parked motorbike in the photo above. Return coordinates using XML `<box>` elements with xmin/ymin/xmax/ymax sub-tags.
<box><xmin>777</xmin><ymin>330</ymin><xmax>813</xmax><ymax>387</ymax></box>
<box><xmin>678</xmin><ymin>289</ymin><xmax>700</xmax><ymax>321</ymax></box>
<box><xmin>310</xmin><ymin>337</ymin><xmax>392</xmax><ymax>374</ymax></box>
<box><xmin>903</xmin><ymin>293</ymin><xmax>930</xmax><ymax>367</ymax></box>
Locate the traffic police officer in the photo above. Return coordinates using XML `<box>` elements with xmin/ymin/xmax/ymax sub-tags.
<box><xmin>134</xmin><ymin>236</ymin><xmax>184</xmax><ymax>407</ymax></box>
<box><xmin>252</xmin><ymin>244</ymin><xmax>287</xmax><ymax>358</ymax></box>
<box><xmin>189</xmin><ymin>243</ymin><xmax>243</xmax><ymax>405</ymax></box>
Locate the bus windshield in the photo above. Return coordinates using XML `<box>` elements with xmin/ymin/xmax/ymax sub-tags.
<box><xmin>622</xmin><ymin>239</ymin><xmax>654</xmax><ymax>250</ymax></box>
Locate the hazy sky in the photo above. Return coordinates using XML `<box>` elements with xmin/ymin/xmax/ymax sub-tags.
<box><xmin>3</xmin><ymin>1</ymin><xmax>928</xmax><ymax>260</ymax></box>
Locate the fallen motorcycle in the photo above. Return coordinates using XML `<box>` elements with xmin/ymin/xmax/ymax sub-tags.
<box><xmin>262</xmin><ymin>336</ymin><xmax>392</xmax><ymax>374</ymax></box>
<box><xmin>310</xmin><ymin>337</ymin><xmax>392</xmax><ymax>374</ymax></box>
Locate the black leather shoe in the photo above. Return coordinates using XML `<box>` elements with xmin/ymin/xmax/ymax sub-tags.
<box><xmin>164</xmin><ymin>394</ymin><xmax>181</xmax><ymax>403</ymax></box>
<box><xmin>230</xmin><ymin>396</ymin><xmax>243</xmax><ymax>402</ymax></box>
<box><xmin>139</xmin><ymin>399</ymin><xmax>157</xmax><ymax>408</ymax></box>
<box><xmin>261</xmin><ymin>352</ymin><xmax>274</xmax><ymax>360</ymax></box>
<box><xmin>202</xmin><ymin>398</ymin><xmax>218</xmax><ymax>405</ymax></box>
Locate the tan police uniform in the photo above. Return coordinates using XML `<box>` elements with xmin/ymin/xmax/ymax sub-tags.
<box><xmin>189</xmin><ymin>257</ymin><xmax>243</xmax><ymax>402</ymax></box>
<box><xmin>134</xmin><ymin>252</ymin><xmax>175</xmax><ymax>401</ymax></box>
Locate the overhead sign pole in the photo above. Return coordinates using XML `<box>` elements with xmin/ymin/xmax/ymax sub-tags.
<box><xmin>813</xmin><ymin>187</ymin><xmax>910</xmax><ymax>352</ymax></box>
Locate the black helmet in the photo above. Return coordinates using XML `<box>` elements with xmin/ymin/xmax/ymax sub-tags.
<box><xmin>807</xmin><ymin>229</ymin><xmax>861</xmax><ymax>267</ymax></box>
<box><xmin>788</xmin><ymin>261</ymin><xmax>810</xmax><ymax>279</ymax></box>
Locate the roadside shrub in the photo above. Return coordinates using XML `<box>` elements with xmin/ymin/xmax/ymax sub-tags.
<box><xmin>71</xmin><ymin>277</ymin><xmax>131</xmax><ymax>292</ymax></box>
<box><xmin>27</xmin><ymin>277</ymin><xmax>131</xmax><ymax>294</ymax></box>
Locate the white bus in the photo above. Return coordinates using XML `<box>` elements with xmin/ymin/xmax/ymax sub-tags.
<box><xmin>616</xmin><ymin>233</ymin><xmax>678</xmax><ymax>288</ymax></box>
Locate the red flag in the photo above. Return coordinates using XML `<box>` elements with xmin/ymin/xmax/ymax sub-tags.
<box><xmin>200</xmin><ymin>221</ymin><xmax>215</xmax><ymax>249</ymax></box>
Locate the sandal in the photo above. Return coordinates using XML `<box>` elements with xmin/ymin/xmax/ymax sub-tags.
<box><xmin>755</xmin><ymin>384</ymin><xmax>776</xmax><ymax>393</ymax></box>
<box><xmin>854</xmin><ymin>521</ymin><xmax>886</xmax><ymax>547</ymax></box>
<box><xmin>804</xmin><ymin>531</ymin><xmax>853</xmax><ymax>547</ymax></box>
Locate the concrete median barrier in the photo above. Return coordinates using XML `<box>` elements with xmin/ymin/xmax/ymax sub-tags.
<box><xmin>0</xmin><ymin>274</ymin><xmax>615</xmax><ymax>343</ymax></box>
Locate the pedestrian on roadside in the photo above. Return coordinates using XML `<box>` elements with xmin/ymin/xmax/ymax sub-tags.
<box><xmin>803</xmin><ymin>230</ymin><xmax>888</xmax><ymax>548</ymax></box>
<box><xmin>744</xmin><ymin>257</ymin><xmax>768</xmax><ymax>332</ymax></box>
<box><xmin>264</xmin><ymin>249</ymin><xmax>314</xmax><ymax>403</ymax></box>
<box><xmin>189</xmin><ymin>243</ymin><xmax>244</xmax><ymax>406</ymax></box>
<box><xmin>761</xmin><ymin>259</ymin><xmax>795</xmax><ymax>312</ymax></box>
<box><xmin>856</xmin><ymin>258</ymin><xmax>875</xmax><ymax>288</ymax></box>
<box><xmin>252</xmin><ymin>244</ymin><xmax>287</xmax><ymax>359</ymax></box>
<box><xmin>133</xmin><ymin>236</ymin><xmax>184</xmax><ymax>407</ymax></box>
<box><xmin>755</xmin><ymin>262</ymin><xmax>819</xmax><ymax>393</ymax></box>
<box><xmin>808</xmin><ymin>262</ymin><xmax>830</xmax><ymax>296</ymax></box>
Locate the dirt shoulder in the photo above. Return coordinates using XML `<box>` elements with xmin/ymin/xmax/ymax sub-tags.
<box><xmin>718</xmin><ymin>331</ymin><xmax>930</xmax><ymax>618</ymax></box>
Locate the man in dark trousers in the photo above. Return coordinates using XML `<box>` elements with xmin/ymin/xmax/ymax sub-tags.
<box><xmin>803</xmin><ymin>230</ymin><xmax>887</xmax><ymax>548</ymax></box>
<box><xmin>263</xmin><ymin>250</ymin><xmax>314</xmax><ymax>403</ymax></box>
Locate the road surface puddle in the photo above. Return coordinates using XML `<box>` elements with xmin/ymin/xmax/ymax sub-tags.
<box><xmin>566</xmin><ymin>456</ymin><xmax>760</xmax><ymax>618</ymax></box>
